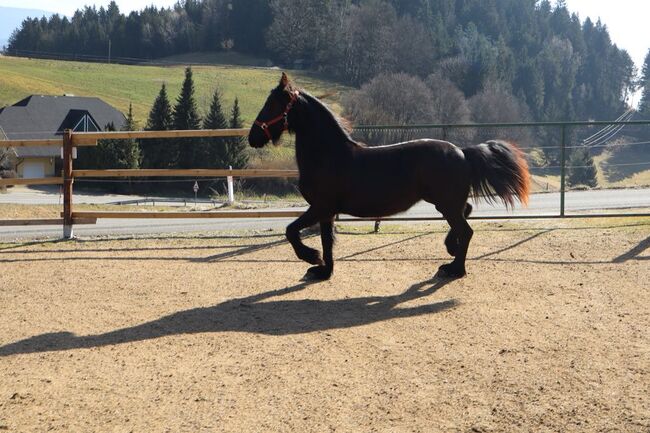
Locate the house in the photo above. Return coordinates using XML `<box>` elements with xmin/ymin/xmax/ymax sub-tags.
<box><xmin>0</xmin><ymin>95</ymin><xmax>125</xmax><ymax>178</ymax></box>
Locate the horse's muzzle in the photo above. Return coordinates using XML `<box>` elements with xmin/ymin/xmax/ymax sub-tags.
<box><xmin>248</xmin><ymin>128</ymin><xmax>267</xmax><ymax>148</ymax></box>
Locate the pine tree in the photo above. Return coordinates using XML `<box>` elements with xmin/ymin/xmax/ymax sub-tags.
<box><xmin>567</xmin><ymin>147</ymin><xmax>598</xmax><ymax>188</ymax></box>
<box><xmin>638</xmin><ymin>49</ymin><xmax>650</xmax><ymax>118</ymax></box>
<box><xmin>120</xmin><ymin>102</ymin><xmax>140</xmax><ymax>169</ymax></box>
<box><xmin>202</xmin><ymin>88</ymin><xmax>229</xmax><ymax>169</ymax></box>
<box><xmin>223</xmin><ymin>98</ymin><xmax>249</xmax><ymax>169</ymax></box>
<box><xmin>142</xmin><ymin>83</ymin><xmax>174</xmax><ymax>168</ymax></box>
<box><xmin>173</xmin><ymin>66</ymin><xmax>202</xmax><ymax>168</ymax></box>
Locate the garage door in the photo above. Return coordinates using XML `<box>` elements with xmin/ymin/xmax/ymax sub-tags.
<box><xmin>23</xmin><ymin>161</ymin><xmax>46</xmax><ymax>179</ymax></box>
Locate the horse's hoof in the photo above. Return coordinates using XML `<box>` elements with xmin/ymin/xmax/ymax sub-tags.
<box><xmin>298</xmin><ymin>247</ymin><xmax>324</xmax><ymax>265</ymax></box>
<box><xmin>303</xmin><ymin>265</ymin><xmax>332</xmax><ymax>281</ymax></box>
<box><xmin>436</xmin><ymin>263</ymin><xmax>466</xmax><ymax>279</ymax></box>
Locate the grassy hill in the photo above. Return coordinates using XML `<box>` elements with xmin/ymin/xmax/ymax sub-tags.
<box><xmin>0</xmin><ymin>55</ymin><xmax>348</xmax><ymax>128</ymax></box>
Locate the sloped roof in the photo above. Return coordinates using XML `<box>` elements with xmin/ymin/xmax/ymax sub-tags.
<box><xmin>0</xmin><ymin>95</ymin><xmax>126</xmax><ymax>157</ymax></box>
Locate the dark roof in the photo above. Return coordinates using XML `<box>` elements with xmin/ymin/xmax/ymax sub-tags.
<box><xmin>0</xmin><ymin>95</ymin><xmax>126</xmax><ymax>157</ymax></box>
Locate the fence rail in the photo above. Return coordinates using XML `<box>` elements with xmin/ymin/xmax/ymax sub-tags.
<box><xmin>0</xmin><ymin>177</ymin><xmax>63</xmax><ymax>186</ymax></box>
<box><xmin>70</xmin><ymin>211</ymin><xmax>305</xmax><ymax>220</ymax></box>
<box><xmin>72</xmin><ymin>169</ymin><xmax>299</xmax><ymax>178</ymax></box>
<box><xmin>1</xmin><ymin>121</ymin><xmax>649</xmax><ymax>237</ymax></box>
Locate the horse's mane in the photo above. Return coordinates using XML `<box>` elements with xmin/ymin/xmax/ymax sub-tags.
<box><xmin>298</xmin><ymin>90</ymin><xmax>358</xmax><ymax>144</ymax></box>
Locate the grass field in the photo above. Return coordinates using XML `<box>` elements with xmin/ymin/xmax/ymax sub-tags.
<box><xmin>0</xmin><ymin>55</ymin><xmax>347</xmax><ymax>127</ymax></box>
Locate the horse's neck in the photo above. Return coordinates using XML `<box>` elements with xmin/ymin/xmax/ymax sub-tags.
<box><xmin>293</xmin><ymin>103</ymin><xmax>351</xmax><ymax>171</ymax></box>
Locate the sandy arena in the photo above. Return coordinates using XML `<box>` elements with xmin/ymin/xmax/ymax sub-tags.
<box><xmin>1</xmin><ymin>219</ymin><xmax>648</xmax><ymax>432</ymax></box>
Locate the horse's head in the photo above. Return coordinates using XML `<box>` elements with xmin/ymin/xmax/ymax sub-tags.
<box><xmin>249</xmin><ymin>72</ymin><xmax>299</xmax><ymax>148</ymax></box>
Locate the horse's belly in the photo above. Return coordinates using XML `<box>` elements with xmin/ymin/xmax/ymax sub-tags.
<box><xmin>340</xmin><ymin>191</ymin><xmax>420</xmax><ymax>218</ymax></box>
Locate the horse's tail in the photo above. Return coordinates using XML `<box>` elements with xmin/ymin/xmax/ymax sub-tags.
<box><xmin>461</xmin><ymin>140</ymin><xmax>530</xmax><ymax>208</ymax></box>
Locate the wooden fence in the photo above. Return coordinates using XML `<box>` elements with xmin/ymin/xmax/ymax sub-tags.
<box><xmin>1</xmin><ymin>128</ymin><xmax>302</xmax><ymax>238</ymax></box>
<box><xmin>3</xmin><ymin>122</ymin><xmax>649</xmax><ymax>238</ymax></box>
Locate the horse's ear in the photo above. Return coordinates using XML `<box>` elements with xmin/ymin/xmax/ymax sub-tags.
<box><xmin>280</xmin><ymin>72</ymin><xmax>289</xmax><ymax>88</ymax></box>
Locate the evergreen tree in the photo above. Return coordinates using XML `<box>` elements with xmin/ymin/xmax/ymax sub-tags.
<box><xmin>202</xmin><ymin>88</ymin><xmax>229</xmax><ymax>168</ymax></box>
<box><xmin>173</xmin><ymin>67</ymin><xmax>202</xmax><ymax>168</ymax></box>
<box><xmin>222</xmin><ymin>98</ymin><xmax>248</xmax><ymax>169</ymax></box>
<box><xmin>638</xmin><ymin>49</ymin><xmax>650</xmax><ymax>118</ymax></box>
<box><xmin>567</xmin><ymin>147</ymin><xmax>598</xmax><ymax>188</ymax></box>
<box><xmin>120</xmin><ymin>102</ymin><xmax>140</xmax><ymax>169</ymax></box>
<box><xmin>142</xmin><ymin>83</ymin><xmax>174</xmax><ymax>168</ymax></box>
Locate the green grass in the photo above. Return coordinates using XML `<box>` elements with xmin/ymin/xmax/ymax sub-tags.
<box><xmin>158</xmin><ymin>51</ymin><xmax>273</xmax><ymax>67</ymax></box>
<box><xmin>0</xmin><ymin>55</ymin><xmax>348</xmax><ymax>128</ymax></box>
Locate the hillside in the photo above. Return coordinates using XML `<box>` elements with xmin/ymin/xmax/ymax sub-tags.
<box><xmin>0</xmin><ymin>55</ymin><xmax>347</xmax><ymax>127</ymax></box>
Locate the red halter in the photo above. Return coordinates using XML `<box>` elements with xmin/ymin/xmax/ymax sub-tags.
<box><xmin>254</xmin><ymin>91</ymin><xmax>299</xmax><ymax>141</ymax></box>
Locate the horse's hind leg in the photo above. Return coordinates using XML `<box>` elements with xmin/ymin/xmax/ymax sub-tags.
<box><xmin>438</xmin><ymin>205</ymin><xmax>474</xmax><ymax>278</ymax></box>
<box><xmin>286</xmin><ymin>207</ymin><xmax>324</xmax><ymax>266</ymax></box>
<box><xmin>444</xmin><ymin>202</ymin><xmax>473</xmax><ymax>256</ymax></box>
<box><xmin>306</xmin><ymin>217</ymin><xmax>335</xmax><ymax>280</ymax></box>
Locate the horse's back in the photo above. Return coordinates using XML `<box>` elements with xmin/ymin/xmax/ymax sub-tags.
<box><xmin>333</xmin><ymin>138</ymin><xmax>468</xmax><ymax>217</ymax></box>
<box><xmin>353</xmin><ymin>138</ymin><xmax>465</xmax><ymax>172</ymax></box>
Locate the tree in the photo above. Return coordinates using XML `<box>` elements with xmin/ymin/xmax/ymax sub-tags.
<box><xmin>120</xmin><ymin>102</ymin><xmax>140</xmax><ymax>169</ymax></box>
<box><xmin>0</xmin><ymin>148</ymin><xmax>18</xmax><ymax>187</ymax></box>
<box><xmin>201</xmin><ymin>88</ymin><xmax>229</xmax><ymax>169</ymax></box>
<box><xmin>567</xmin><ymin>147</ymin><xmax>598</xmax><ymax>188</ymax></box>
<box><xmin>425</xmin><ymin>72</ymin><xmax>472</xmax><ymax>143</ymax></box>
<box><xmin>222</xmin><ymin>98</ymin><xmax>248</xmax><ymax>169</ymax></box>
<box><xmin>173</xmin><ymin>66</ymin><xmax>202</xmax><ymax>168</ymax></box>
<box><xmin>142</xmin><ymin>83</ymin><xmax>174</xmax><ymax>168</ymax></box>
<box><xmin>343</xmin><ymin>72</ymin><xmax>436</xmax><ymax>144</ymax></box>
<box><xmin>266</xmin><ymin>0</ymin><xmax>333</xmax><ymax>64</ymax></box>
<box><xmin>425</xmin><ymin>73</ymin><xmax>471</xmax><ymax>124</ymax></box>
<box><xmin>638</xmin><ymin>49</ymin><xmax>650</xmax><ymax>118</ymax></box>
<box><xmin>339</xmin><ymin>0</ymin><xmax>399</xmax><ymax>85</ymax></box>
<box><xmin>468</xmin><ymin>81</ymin><xmax>533</xmax><ymax>145</ymax></box>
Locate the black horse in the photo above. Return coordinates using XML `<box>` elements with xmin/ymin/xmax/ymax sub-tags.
<box><xmin>249</xmin><ymin>73</ymin><xmax>530</xmax><ymax>280</ymax></box>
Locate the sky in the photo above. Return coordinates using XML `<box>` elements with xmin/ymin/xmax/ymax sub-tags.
<box><xmin>562</xmin><ymin>0</ymin><xmax>649</xmax><ymax>70</ymax></box>
<box><xmin>0</xmin><ymin>0</ymin><xmax>648</xmax><ymax>69</ymax></box>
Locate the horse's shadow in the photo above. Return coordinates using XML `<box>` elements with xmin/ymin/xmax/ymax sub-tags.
<box><xmin>0</xmin><ymin>278</ymin><xmax>457</xmax><ymax>357</ymax></box>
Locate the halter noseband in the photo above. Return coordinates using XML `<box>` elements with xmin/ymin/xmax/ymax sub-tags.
<box><xmin>254</xmin><ymin>91</ymin><xmax>299</xmax><ymax>141</ymax></box>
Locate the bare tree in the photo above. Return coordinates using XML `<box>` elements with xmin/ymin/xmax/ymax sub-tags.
<box><xmin>266</xmin><ymin>0</ymin><xmax>335</xmax><ymax>64</ymax></box>
<box><xmin>468</xmin><ymin>81</ymin><xmax>534</xmax><ymax>145</ymax></box>
<box><xmin>425</xmin><ymin>72</ymin><xmax>473</xmax><ymax>144</ymax></box>
<box><xmin>425</xmin><ymin>73</ymin><xmax>471</xmax><ymax>123</ymax></box>
<box><xmin>343</xmin><ymin>72</ymin><xmax>436</xmax><ymax>144</ymax></box>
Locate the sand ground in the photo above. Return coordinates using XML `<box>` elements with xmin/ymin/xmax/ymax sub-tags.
<box><xmin>0</xmin><ymin>219</ymin><xmax>648</xmax><ymax>432</ymax></box>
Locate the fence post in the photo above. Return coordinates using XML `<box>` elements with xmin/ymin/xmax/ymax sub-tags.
<box><xmin>560</xmin><ymin>125</ymin><xmax>566</xmax><ymax>218</ymax></box>
<box><xmin>227</xmin><ymin>166</ymin><xmax>235</xmax><ymax>204</ymax></box>
<box><xmin>63</xmin><ymin>129</ymin><xmax>74</xmax><ymax>239</ymax></box>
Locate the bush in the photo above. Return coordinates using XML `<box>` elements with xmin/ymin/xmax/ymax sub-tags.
<box><xmin>567</xmin><ymin>148</ymin><xmax>598</xmax><ymax>188</ymax></box>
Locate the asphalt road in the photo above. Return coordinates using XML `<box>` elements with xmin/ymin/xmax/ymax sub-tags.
<box><xmin>1</xmin><ymin>187</ymin><xmax>649</xmax><ymax>241</ymax></box>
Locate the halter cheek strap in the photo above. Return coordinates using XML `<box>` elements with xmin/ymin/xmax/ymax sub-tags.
<box><xmin>254</xmin><ymin>91</ymin><xmax>299</xmax><ymax>141</ymax></box>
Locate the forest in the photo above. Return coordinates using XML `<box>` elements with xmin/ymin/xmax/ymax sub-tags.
<box><xmin>7</xmin><ymin>0</ymin><xmax>649</xmax><ymax>124</ymax></box>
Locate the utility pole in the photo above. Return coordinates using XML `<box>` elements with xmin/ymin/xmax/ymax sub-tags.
<box><xmin>108</xmin><ymin>39</ymin><xmax>111</xmax><ymax>64</ymax></box>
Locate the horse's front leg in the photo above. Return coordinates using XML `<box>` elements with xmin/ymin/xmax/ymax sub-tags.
<box><xmin>286</xmin><ymin>207</ymin><xmax>324</xmax><ymax>266</ymax></box>
<box><xmin>306</xmin><ymin>217</ymin><xmax>335</xmax><ymax>280</ymax></box>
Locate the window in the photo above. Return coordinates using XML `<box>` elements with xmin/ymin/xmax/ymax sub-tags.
<box><xmin>72</xmin><ymin>114</ymin><xmax>100</xmax><ymax>132</ymax></box>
